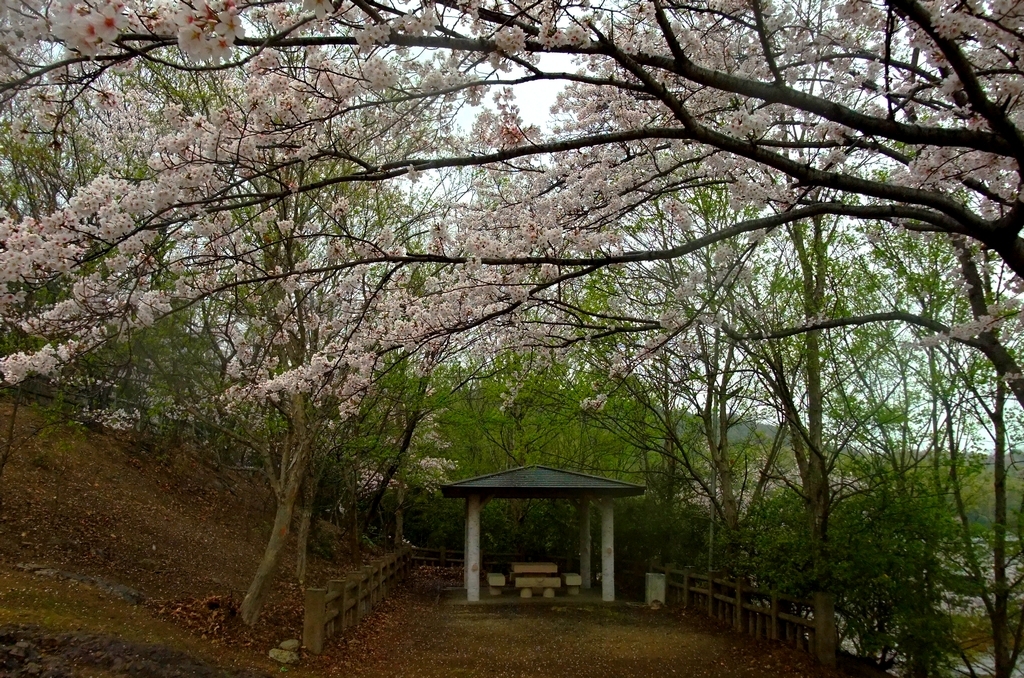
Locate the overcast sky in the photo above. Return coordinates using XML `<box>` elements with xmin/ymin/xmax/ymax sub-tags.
<box><xmin>456</xmin><ymin>53</ymin><xmax>578</xmax><ymax>133</ymax></box>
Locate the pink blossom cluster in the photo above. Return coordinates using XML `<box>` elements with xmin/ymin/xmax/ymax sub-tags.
<box><xmin>173</xmin><ymin>0</ymin><xmax>243</xmax><ymax>63</ymax></box>
<box><xmin>50</xmin><ymin>0</ymin><xmax>128</xmax><ymax>55</ymax></box>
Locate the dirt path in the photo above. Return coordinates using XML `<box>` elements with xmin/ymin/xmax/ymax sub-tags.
<box><xmin>316</xmin><ymin>571</ymin><xmax>842</xmax><ymax>678</ymax></box>
<box><xmin>0</xmin><ymin>563</ymin><xmax>851</xmax><ymax>678</ymax></box>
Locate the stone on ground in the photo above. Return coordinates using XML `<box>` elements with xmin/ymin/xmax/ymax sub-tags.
<box><xmin>268</xmin><ymin>648</ymin><xmax>299</xmax><ymax>664</ymax></box>
<box><xmin>279</xmin><ymin>639</ymin><xmax>300</xmax><ymax>651</ymax></box>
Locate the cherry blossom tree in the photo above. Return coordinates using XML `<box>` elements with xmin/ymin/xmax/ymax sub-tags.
<box><xmin>5</xmin><ymin>0</ymin><xmax>1024</xmax><ymax>369</ymax></box>
<box><xmin>5</xmin><ymin>0</ymin><xmax>1024</xmax><ymax>656</ymax></box>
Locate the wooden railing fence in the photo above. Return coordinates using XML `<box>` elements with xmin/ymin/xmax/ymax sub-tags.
<box><xmin>411</xmin><ymin>546</ymin><xmax>460</xmax><ymax>567</ymax></box>
<box><xmin>658</xmin><ymin>567</ymin><xmax>836</xmax><ymax>667</ymax></box>
<box><xmin>302</xmin><ymin>546</ymin><xmax>413</xmax><ymax>654</ymax></box>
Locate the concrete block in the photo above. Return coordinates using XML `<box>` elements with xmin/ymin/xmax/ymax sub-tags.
<box><xmin>489</xmin><ymin>586</ymin><xmax>502</xmax><ymax>596</ymax></box>
<box><xmin>520</xmin><ymin>587</ymin><xmax>533</xmax><ymax>598</ymax></box>
<box><xmin>512</xmin><ymin>561</ymin><xmax>561</xmax><ymax>573</ymax></box>
<box><xmin>487</xmin><ymin>573</ymin><xmax>506</xmax><ymax>586</ymax></box>
<box><xmin>542</xmin><ymin>588</ymin><xmax>556</xmax><ymax>598</ymax></box>
<box><xmin>567</xmin><ymin>586</ymin><xmax>580</xmax><ymax>595</ymax></box>
<box><xmin>563</xmin><ymin>573</ymin><xmax>582</xmax><ymax>586</ymax></box>
<box><xmin>646</xmin><ymin>572</ymin><xmax>666</xmax><ymax>605</ymax></box>
<box><xmin>515</xmin><ymin>576</ymin><xmax>560</xmax><ymax>588</ymax></box>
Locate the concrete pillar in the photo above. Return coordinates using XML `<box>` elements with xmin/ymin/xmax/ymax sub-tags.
<box><xmin>467</xmin><ymin>493</ymin><xmax>481</xmax><ymax>601</ymax></box>
<box><xmin>463</xmin><ymin>499</ymin><xmax>469</xmax><ymax>589</ymax></box>
<box><xmin>601</xmin><ymin>497</ymin><xmax>614</xmax><ymax>602</ymax></box>
<box><xmin>579</xmin><ymin>498</ymin><xmax>591</xmax><ymax>589</ymax></box>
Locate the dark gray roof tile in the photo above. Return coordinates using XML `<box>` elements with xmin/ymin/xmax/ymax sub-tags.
<box><xmin>441</xmin><ymin>465</ymin><xmax>645</xmax><ymax>499</ymax></box>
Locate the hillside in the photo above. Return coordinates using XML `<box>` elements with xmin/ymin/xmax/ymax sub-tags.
<box><xmin>0</xmin><ymin>401</ymin><xmax>287</xmax><ymax>598</ymax></box>
<box><xmin>0</xmin><ymin>400</ymin><xmax>353</xmax><ymax>671</ymax></box>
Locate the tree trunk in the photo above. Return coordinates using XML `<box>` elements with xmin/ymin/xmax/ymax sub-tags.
<box><xmin>240</xmin><ymin>393</ymin><xmax>311</xmax><ymax>626</ymax></box>
<box><xmin>394</xmin><ymin>481</ymin><xmax>405</xmax><ymax>547</ymax></box>
<box><xmin>360</xmin><ymin>410</ymin><xmax>421</xmax><ymax>534</ymax></box>
<box><xmin>240</xmin><ymin>476</ymin><xmax>301</xmax><ymax>624</ymax></box>
<box><xmin>790</xmin><ymin>217</ymin><xmax>831</xmax><ymax>576</ymax></box>
<box><xmin>0</xmin><ymin>391</ymin><xmax>20</xmax><ymax>512</ymax></box>
<box><xmin>295</xmin><ymin>477</ymin><xmax>317</xmax><ymax>585</ymax></box>
<box><xmin>712</xmin><ymin>342</ymin><xmax>740</xmax><ymax>535</ymax></box>
<box><xmin>801</xmin><ymin>325</ymin><xmax>830</xmax><ymax>566</ymax></box>
<box><xmin>952</xmin><ymin>241</ymin><xmax>1024</xmax><ymax>678</ymax></box>
<box><xmin>991</xmin><ymin>382</ymin><xmax>1012</xmax><ymax>678</ymax></box>
<box><xmin>349</xmin><ymin>466</ymin><xmax>360</xmax><ymax>561</ymax></box>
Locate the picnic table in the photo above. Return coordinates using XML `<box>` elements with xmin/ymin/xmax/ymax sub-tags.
<box><xmin>511</xmin><ymin>562</ymin><xmax>558</xmax><ymax>575</ymax></box>
<box><xmin>511</xmin><ymin>562</ymin><xmax>560</xmax><ymax>598</ymax></box>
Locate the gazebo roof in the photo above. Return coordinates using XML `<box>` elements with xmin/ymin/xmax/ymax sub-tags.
<box><xmin>440</xmin><ymin>465</ymin><xmax>646</xmax><ymax>499</ymax></box>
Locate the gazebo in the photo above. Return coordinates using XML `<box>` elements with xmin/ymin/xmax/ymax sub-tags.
<box><xmin>440</xmin><ymin>466</ymin><xmax>646</xmax><ymax>602</ymax></box>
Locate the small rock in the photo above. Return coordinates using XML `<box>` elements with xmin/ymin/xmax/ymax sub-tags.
<box><xmin>649</xmin><ymin>600</ymin><xmax>663</xmax><ymax>610</ymax></box>
<box><xmin>268</xmin><ymin>649</ymin><xmax>299</xmax><ymax>664</ymax></box>
<box><xmin>278</xmin><ymin>639</ymin><xmax>300</xmax><ymax>651</ymax></box>
<box><xmin>25</xmin><ymin>661</ymin><xmax>41</xmax><ymax>675</ymax></box>
<box><xmin>138</xmin><ymin>558</ymin><xmax>164</xmax><ymax>573</ymax></box>
<box><xmin>10</xmin><ymin>646</ymin><xmax>26</xmax><ymax>658</ymax></box>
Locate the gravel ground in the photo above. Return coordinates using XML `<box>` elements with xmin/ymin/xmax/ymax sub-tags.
<box><xmin>325</xmin><ymin>571</ymin><xmax>845</xmax><ymax>678</ymax></box>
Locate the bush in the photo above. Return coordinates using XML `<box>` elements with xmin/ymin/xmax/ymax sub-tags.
<box><xmin>736</xmin><ymin>481</ymin><xmax>958</xmax><ymax>676</ymax></box>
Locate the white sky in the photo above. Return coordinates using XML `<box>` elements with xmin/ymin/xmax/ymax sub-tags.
<box><xmin>454</xmin><ymin>53</ymin><xmax>579</xmax><ymax>133</ymax></box>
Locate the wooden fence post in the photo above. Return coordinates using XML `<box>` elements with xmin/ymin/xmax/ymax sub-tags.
<box><xmin>707</xmin><ymin>571</ymin><xmax>723</xmax><ymax>618</ymax></box>
<box><xmin>734</xmin><ymin>578</ymin><xmax>745</xmax><ymax>632</ymax></box>
<box><xmin>770</xmin><ymin>592</ymin><xmax>779</xmax><ymax>640</ymax></box>
<box><xmin>439</xmin><ymin>545</ymin><xmax>446</xmax><ymax>567</ymax></box>
<box><xmin>341</xmin><ymin>580</ymin><xmax>354</xmax><ymax>630</ymax></box>
<box><xmin>813</xmin><ymin>592</ymin><xmax>837</xmax><ymax>667</ymax></box>
<box><xmin>374</xmin><ymin>561</ymin><xmax>384</xmax><ymax>604</ymax></box>
<box><xmin>303</xmin><ymin>588</ymin><xmax>326</xmax><ymax>654</ymax></box>
<box><xmin>682</xmin><ymin>568</ymin><xmax>692</xmax><ymax>607</ymax></box>
<box><xmin>361</xmin><ymin>565</ymin><xmax>375</xmax><ymax>611</ymax></box>
<box><xmin>327</xmin><ymin>579</ymin><xmax>344</xmax><ymax>637</ymax></box>
<box><xmin>350</xmin><ymin>572</ymin><xmax>365</xmax><ymax>623</ymax></box>
<box><xmin>357</xmin><ymin>571</ymin><xmax>369</xmax><ymax>621</ymax></box>
<box><xmin>374</xmin><ymin>562</ymin><xmax>382</xmax><ymax>605</ymax></box>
